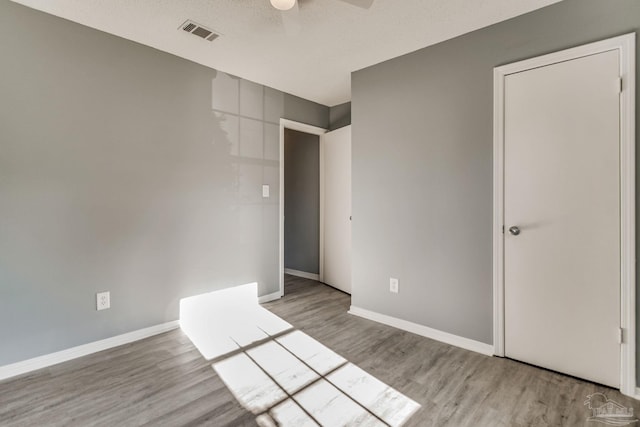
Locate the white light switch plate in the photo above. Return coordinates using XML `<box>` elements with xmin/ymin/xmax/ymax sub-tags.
<box><xmin>262</xmin><ymin>185</ymin><xmax>270</xmax><ymax>198</ymax></box>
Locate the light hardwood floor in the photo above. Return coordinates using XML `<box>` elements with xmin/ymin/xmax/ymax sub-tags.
<box><xmin>1</xmin><ymin>275</ymin><xmax>638</xmax><ymax>426</ymax></box>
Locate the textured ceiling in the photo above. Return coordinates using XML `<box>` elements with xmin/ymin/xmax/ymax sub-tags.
<box><xmin>12</xmin><ymin>0</ymin><xmax>562</xmax><ymax>106</ymax></box>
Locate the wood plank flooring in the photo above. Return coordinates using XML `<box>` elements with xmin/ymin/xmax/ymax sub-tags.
<box><xmin>1</xmin><ymin>274</ymin><xmax>638</xmax><ymax>426</ymax></box>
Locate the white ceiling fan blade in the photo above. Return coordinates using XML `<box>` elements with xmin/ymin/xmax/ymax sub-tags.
<box><xmin>280</xmin><ymin>1</ymin><xmax>301</xmax><ymax>36</ymax></box>
<box><xmin>337</xmin><ymin>0</ymin><xmax>374</xmax><ymax>9</ymax></box>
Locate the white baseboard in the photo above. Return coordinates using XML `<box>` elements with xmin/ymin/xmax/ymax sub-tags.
<box><xmin>258</xmin><ymin>290</ymin><xmax>282</xmax><ymax>304</ymax></box>
<box><xmin>0</xmin><ymin>320</ymin><xmax>180</xmax><ymax>381</ymax></box>
<box><xmin>284</xmin><ymin>268</ymin><xmax>320</xmax><ymax>281</ymax></box>
<box><xmin>348</xmin><ymin>306</ymin><xmax>494</xmax><ymax>356</ymax></box>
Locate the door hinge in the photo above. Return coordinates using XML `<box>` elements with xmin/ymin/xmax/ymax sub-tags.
<box><xmin>502</xmin><ymin>225</ymin><xmax>505</xmax><ymax>234</ymax></box>
<box><xmin>618</xmin><ymin>77</ymin><xmax>623</xmax><ymax>94</ymax></box>
<box><xmin>618</xmin><ymin>327</ymin><xmax>624</xmax><ymax>344</ymax></box>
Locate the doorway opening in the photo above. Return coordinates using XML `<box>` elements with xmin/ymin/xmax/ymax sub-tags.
<box><xmin>279</xmin><ymin>119</ymin><xmax>327</xmax><ymax>297</ymax></box>
<box><xmin>283</xmin><ymin>128</ymin><xmax>322</xmax><ymax>282</ymax></box>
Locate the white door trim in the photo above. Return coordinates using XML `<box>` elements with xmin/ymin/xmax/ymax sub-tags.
<box><xmin>279</xmin><ymin>119</ymin><xmax>327</xmax><ymax>297</ymax></box>
<box><xmin>493</xmin><ymin>33</ymin><xmax>636</xmax><ymax>396</ymax></box>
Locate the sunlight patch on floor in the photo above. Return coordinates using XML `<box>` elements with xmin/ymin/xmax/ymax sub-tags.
<box><xmin>179</xmin><ymin>283</ymin><xmax>292</xmax><ymax>360</ymax></box>
<box><xmin>213</xmin><ymin>352</ymin><xmax>287</xmax><ymax>413</ymax></box>
<box><xmin>266</xmin><ymin>398</ymin><xmax>319</xmax><ymax>426</ymax></box>
<box><xmin>293</xmin><ymin>378</ymin><xmax>385</xmax><ymax>426</ymax></box>
<box><xmin>328</xmin><ymin>363</ymin><xmax>421</xmax><ymax>426</ymax></box>
<box><xmin>276</xmin><ymin>330</ymin><xmax>347</xmax><ymax>375</ymax></box>
<box><xmin>247</xmin><ymin>341</ymin><xmax>319</xmax><ymax>394</ymax></box>
<box><xmin>180</xmin><ymin>283</ymin><xmax>420</xmax><ymax>426</ymax></box>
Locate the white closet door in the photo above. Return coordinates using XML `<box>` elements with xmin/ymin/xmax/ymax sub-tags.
<box><xmin>504</xmin><ymin>50</ymin><xmax>620</xmax><ymax>387</ymax></box>
<box><xmin>322</xmin><ymin>126</ymin><xmax>352</xmax><ymax>294</ymax></box>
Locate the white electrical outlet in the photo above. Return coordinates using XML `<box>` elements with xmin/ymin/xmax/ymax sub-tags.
<box><xmin>262</xmin><ymin>184</ymin><xmax>270</xmax><ymax>198</ymax></box>
<box><xmin>96</xmin><ymin>291</ymin><xmax>110</xmax><ymax>310</ymax></box>
<box><xmin>390</xmin><ymin>278</ymin><xmax>399</xmax><ymax>293</ymax></box>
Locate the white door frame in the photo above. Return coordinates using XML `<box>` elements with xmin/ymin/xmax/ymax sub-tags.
<box><xmin>279</xmin><ymin>119</ymin><xmax>327</xmax><ymax>297</ymax></box>
<box><xmin>493</xmin><ymin>33</ymin><xmax>636</xmax><ymax>396</ymax></box>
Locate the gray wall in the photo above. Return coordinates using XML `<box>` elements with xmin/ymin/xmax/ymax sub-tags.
<box><xmin>351</xmin><ymin>0</ymin><xmax>640</xmax><ymax>352</ymax></box>
<box><xmin>0</xmin><ymin>1</ymin><xmax>328</xmax><ymax>366</ymax></box>
<box><xmin>329</xmin><ymin>102</ymin><xmax>352</xmax><ymax>130</ymax></box>
<box><xmin>284</xmin><ymin>130</ymin><xmax>320</xmax><ymax>274</ymax></box>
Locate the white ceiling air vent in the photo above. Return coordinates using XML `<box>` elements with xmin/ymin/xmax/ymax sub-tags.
<box><xmin>179</xmin><ymin>20</ymin><xmax>219</xmax><ymax>42</ymax></box>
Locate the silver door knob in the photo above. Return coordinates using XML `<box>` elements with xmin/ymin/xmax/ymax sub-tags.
<box><xmin>508</xmin><ymin>226</ymin><xmax>521</xmax><ymax>236</ymax></box>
